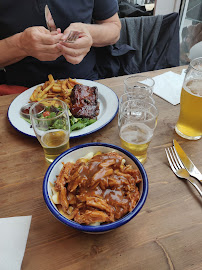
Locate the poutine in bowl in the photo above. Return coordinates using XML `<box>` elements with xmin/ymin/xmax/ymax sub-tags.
<box><xmin>43</xmin><ymin>143</ymin><xmax>148</xmax><ymax>233</ymax></box>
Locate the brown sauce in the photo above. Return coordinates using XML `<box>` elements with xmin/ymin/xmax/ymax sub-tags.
<box><xmin>54</xmin><ymin>152</ymin><xmax>142</xmax><ymax>225</ymax></box>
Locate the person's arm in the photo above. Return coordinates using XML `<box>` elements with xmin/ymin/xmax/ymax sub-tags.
<box><xmin>0</xmin><ymin>27</ymin><xmax>63</xmax><ymax>68</ymax></box>
<box><xmin>87</xmin><ymin>13</ymin><xmax>121</xmax><ymax>47</ymax></box>
<box><xmin>0</xmin><ymin>33</ymin><xmax>26</xmax><ymax>68</ymax></box>
<box><xmin>57</xmin><ymin>13</ymin><xmax>121</xmax><ymax>65</ymax></box>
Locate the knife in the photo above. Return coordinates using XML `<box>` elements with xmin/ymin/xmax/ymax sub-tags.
<box><xmin>45</xmin><ymin>5</ymin><xmax>57</xmax><ymax>32</ymax></box>
<box><xmin>45</xmin><ymin>5</ymin><xmax>79</xmax><ymax>43</ymax></box>
<box><xmin>173</xmin><ymin>139</ymin><xmax>202</xmax><ymax>183</ymax></box>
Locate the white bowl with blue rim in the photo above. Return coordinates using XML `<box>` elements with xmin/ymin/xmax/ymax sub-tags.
<box><xmin>43</xmin><ymin>143</ymin><xmax>148</xmax><ymax>233</ymax></box>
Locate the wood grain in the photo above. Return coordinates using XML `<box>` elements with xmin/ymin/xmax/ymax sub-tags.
<box><xmin>1</xmin><ymin>66</ymin><xmax>202</xmax><ymax>270</ymax></box>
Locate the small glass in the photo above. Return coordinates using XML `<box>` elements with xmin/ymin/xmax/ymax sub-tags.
<box><xmin>30</xmin><ymin>98</ymin><xmax>70</xmax><ymax>163</ymax></box>
<box><xmin>124</xmin><ymin>75</ymin><xmax>155</xmax><ymax>97</ymax></box>
<box><xmin>175</xmin><ymin>57</ymin><xmax>202</xmax><ymax>140</ymax></box>
<box><xmin>118</xmin><ymin>92</ymin><xmax>155</xmax><ymax>127</ymax></box>
<box><xmin>118</xmin><ymin>99</ymin><xmax>158</xmax><ymax>164</ymax></box>
<box><xmin>119</xmin><ymin>92</ymin><xmax>155</xmax><ymax>110</ymax></box>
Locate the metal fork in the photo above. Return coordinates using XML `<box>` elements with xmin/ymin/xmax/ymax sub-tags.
<box><xmin>165</xmin><ymin>146</ymin><xmax>202</xmax><ymax>197</ymax></box>
<box><xmin>65</xmin><ymin>31</ymin><xmax>80</xmax><ymax>43</ymax></box>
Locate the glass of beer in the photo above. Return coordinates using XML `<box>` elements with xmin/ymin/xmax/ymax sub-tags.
<box><xmin>118</xmin><ymin>99</ymin><xmax>158</xmax><ymax>164</ymax></box>
<box><xmin>30</xmin><ymin>98</ymin><xmax>70</xmax><ymax>163</ymax></box>
<box><xmin>175</xmin><ymin>57</ymin><xmax>202</xmax><ymax>140</ymax></box>
<box><xmin>124</xmin><ymin>75</ymin><xmax>155</xmax><ymax>98</ymax></box>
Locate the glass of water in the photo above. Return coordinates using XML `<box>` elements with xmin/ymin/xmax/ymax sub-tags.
<box><xmin>124</xmin><ymin>75</ymin><xmax>155</xmax><ymax>98</ymax></box>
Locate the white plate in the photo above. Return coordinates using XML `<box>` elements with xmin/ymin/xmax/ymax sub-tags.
<box><xmin>7</xmin><ymin>79</ymin><xmax>119</xmax><ymax>138</ymax></box>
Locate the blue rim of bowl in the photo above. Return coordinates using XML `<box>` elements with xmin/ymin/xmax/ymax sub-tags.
<box><xmin>7</xmin><ymin>81</ymin><xmax>119</xmax><ymax>139</ymax></box>
<box><xmin>43</xmin><ymin>142</ymin><xmax>148</xmax><ymax>232</ymax></box>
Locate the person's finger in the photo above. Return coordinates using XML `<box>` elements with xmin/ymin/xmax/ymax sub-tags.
<box><xmin>62</xmin><ymin>53</ymin><xmax>84</xmax><ymax>65</ymax></box>
<box><xmin>61</xmin><ymin>31</ymin><xmax>87</xmax><ymax>43</ymax></box>
<box><xmin>57</xmin><ymin>43</ymin><xmax>84</xmax><ymax>57</ymax></box>
<box><xmin>39</xmin><ymin>33</ymin><xmax>63</xmax><ymax>45</ymax></box>
<box><xmin>37</xmin><ymin>43</ymin><xmax>62</xmax><ymax>54</ymax></box>
<box><xmin>58</xmin><ymin>36</ymin><xmax>89</xmax><ymax>50</ymax></box>
<box><xmin>57</xmin><ymin>28</ymin><xmax>62</xmax><ymax>34</ymax></box>
<box><xmin>58</xmin><ymin>40</ymin><xmax>79</xmax><ymax>49</ymax></box>
<box><xmin>37</xmin><ymin>52</ymin><xmax>62</xmax><ymax>61</ymax></box>
<box><xmin>50</xmin><ymin>31</ymin><xmax>59</xmax><ymax>35</ymax></box>
<box><xmin>50</xmin><ymin>28</ymin><xmax>62</xmax><ymax>35</ymax></box>
<box><xmin>60</xmin><ymin>31</ymin><xmax>71</xmax><ymax>42</ymax></box>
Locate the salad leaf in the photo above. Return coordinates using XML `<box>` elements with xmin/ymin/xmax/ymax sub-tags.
<box><xmin>51</xmin><ymin>118</ymin><xmax>67</xmax><ymax>130</ymax></box>
<box><xmin>70</xmin><ymin>116</ymin><xmax>96</xmax><ymax>131</ymax></box>
<box><xmin>21</xmin><ymin>105</ymin><xmax>97</xmax><ymax>132</ymax></box>
<box><xmin>20</xmin><ymin>116</ymin><xmax>31</xmax><ymax>124</ymax></box>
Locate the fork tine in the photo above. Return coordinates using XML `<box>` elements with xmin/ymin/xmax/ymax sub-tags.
<box><xmin>172</xmin><ymin>146</ymin><xmax>185</xmax><ymax>169</ymax></box>
<box><xmin>165</xmin><ymin>147</ymin><xmax>202</xmax><ymax>197</ymax></box>
<box><xmin>167</xmin><ymin>148</ymin><xmax>179</xmax><ymax>171</ymax></box>
<box><xmin>165</xmin><ymin>148</ymin><xmax>177</xmax><ymax>173</ymax></box>
<box><xmin>170</xmin><ymin>147</ymin><xmax>181</xmax><ymax>170</ymax></box>
<box><xmin>72</xmin><ymin>31</ymin><xmax>80</xmax><ymax>41</ymax></box>
<box><xmin>66</xmin><ymin>31</ymin><xmax>74</xmax><ymax>42</ymax></box>
<box><xmin>66</xmin><ymin>31</ymin><xmax>80</xmax><ymax>43</ymax></box>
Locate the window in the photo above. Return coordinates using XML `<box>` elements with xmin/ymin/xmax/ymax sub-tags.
<box><xmin>180</xmin><ymin>0</ymin><xmax>202</xmax><ymax>64</ymax></box>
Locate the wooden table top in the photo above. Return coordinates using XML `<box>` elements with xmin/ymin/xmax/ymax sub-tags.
<box><xmin>1</xmin><ymin>66</ymin><xmax>202</xmax><ymax>270</ymax></box>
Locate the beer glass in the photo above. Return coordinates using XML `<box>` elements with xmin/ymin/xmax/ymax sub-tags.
<box><xmin>118</xmin><ymin>92</ymin><xmax>155</xmax><ymax>127</ymax></box>
<box><xmin>175</xmin><ymin>57</ymin><xmax>202</xmax><ymax>140</ymax></box>
<box><xmin>124</xmin><ymin>75</ymin><xmax>155</xmax><ymax>97</ymax></box>
<box><xmin>118</xmin><ymin>99</ymin><xmax>158</xmax><ymax>164</ymax></box>
<box><xmin>30</xmin><ymin>98</ymin><xmax>70</xmax><ymax>163</ymax></box>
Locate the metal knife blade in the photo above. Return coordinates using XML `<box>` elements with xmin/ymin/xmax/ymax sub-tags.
<box><xmin>45</xmin><ymin>5</ymin><xmax>57</xmax><ymax>32</ymax></box>
<box><xmin>173</xmin><ymin>139</ymin><xmax>202</xmax><ymax>183</ymax></box>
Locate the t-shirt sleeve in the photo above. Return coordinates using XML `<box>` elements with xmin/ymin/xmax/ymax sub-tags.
<box><xmin>93</xmin><ymin>0</ymin><xmax>119</xmax><ymax>21</ymax></box>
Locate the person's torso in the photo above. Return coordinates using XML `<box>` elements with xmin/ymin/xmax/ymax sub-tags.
<box><xmin>0</xmin><ymin>0</ymin><xmax>94</xmax><ymax>38</ymax></box>
<box><xmin>0</xmin><ymin>0</ymin><xmax>97</xmax><ymax>86</ymax></box>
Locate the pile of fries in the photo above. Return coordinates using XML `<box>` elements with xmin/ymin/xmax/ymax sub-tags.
<box><xmin>30</xmin><ymin>74</ymin><xmax>80</xmax><ymax>106</ymax></box>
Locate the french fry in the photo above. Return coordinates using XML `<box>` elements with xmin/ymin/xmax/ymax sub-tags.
<box><xmin>52</xmin><ymin>85</ymin><xmax>62</xmax><ymax>93</ymax></box>
<box><xmin>61</xmin><ymin>80</ymin><xmax>68</xmax><ymax>91</ymax></box>
<box><xmin>66</xmin><ymin>81</ymin><xmax>73</xmax><ymax>89</ymax></box>
<box><xmin>48</xmin><ymin>74</ymin><xmax>54</xmax><ymax>83</ymax></box>
<box><xmin>69</xmin><ymin>77</ymin><xmax>79</xmax><ymax>85</ymax></box>
<box><xmin>38</xmin><ymin>81</ymin><xmax>54</xmax><ymax>98</ymax></box>
<box><xmin>38</xmin><ymin>94</ymin><xmax>48</xmax><ymax>101</ymax></box>
<box><xmin>29</xmin><ymin>74</ymin><xmax>80</xmax><ymax>105</ymax></box>
<box><xmin>30</xmin><ymin>92</ymin><xmax>36</xmax><ymax>102</ymax></box>
<box><xmin>30</xmin><ymin>86</ymin><xmax>41</xmax><ymax>101</ymax></box>
<box><xmin>47</xmin><ymin>93</ymin><xmax>56</xmax><ymax>97</ymax></box>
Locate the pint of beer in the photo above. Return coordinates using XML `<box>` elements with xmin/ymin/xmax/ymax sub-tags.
<box><xmin>175</xmin><ymin>57</ymin><xmax>202</xmax><ymax>140</ymax></box>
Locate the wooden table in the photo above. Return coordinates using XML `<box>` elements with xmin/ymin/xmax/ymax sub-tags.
<box><xmin>1</xmin><ymin>66</ymin><xmax>202</xmax><ymax>270</ymax></box>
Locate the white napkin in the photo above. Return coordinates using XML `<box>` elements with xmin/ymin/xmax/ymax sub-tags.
<box><xmin>0</xmin><ymin>216</ymin><xmax>32</xmax><ymax>270</ymax></box>
<box><xmin>152</xmin><ymin>70</ymin><xmax>186</xmax><ymax>105</ymax></box>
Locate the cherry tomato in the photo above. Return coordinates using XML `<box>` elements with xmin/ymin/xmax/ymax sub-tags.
<box><xmin>43</xmin><ymin>111</ymin><xmax>50</xmax><ymax>117</ymax></box>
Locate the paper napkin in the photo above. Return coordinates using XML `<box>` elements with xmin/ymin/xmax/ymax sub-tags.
<box><xmin>152</xmin><ymin>70</ymin><xmax>186</xmax><ymax>105</ymax></box>
<box><xmin>0</xmin><ymin>216</ymin><xmax>32</xmax><ymax>270</ymax></box>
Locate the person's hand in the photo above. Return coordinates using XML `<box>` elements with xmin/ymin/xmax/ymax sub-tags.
<box><xmin>19</xmin><ymin>26</ymin><xmax>63</xmax><ymax>61</ymax></box>
<box><xmin>57</xmin><ymin>23</ymin><xmax>93</xmax><ymax>65</ymax></box>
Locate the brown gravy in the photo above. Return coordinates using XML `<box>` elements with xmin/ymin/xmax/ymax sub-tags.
<box><xmin>54</xmin><ymin>152</ymin><xmax>142</xmax><ymax>225</ymax></box>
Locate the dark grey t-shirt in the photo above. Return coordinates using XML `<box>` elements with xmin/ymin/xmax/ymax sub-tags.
<box><xmin>0</xmin><ymin>0</ymin><xmax>118</xmax><ymax>86</ymax></box>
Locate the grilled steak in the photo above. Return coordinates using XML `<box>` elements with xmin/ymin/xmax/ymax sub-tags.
<box><xmin>70</xmin><ymin>84</ymin><xmax>99</xmax><ymax>119</ymax></box>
